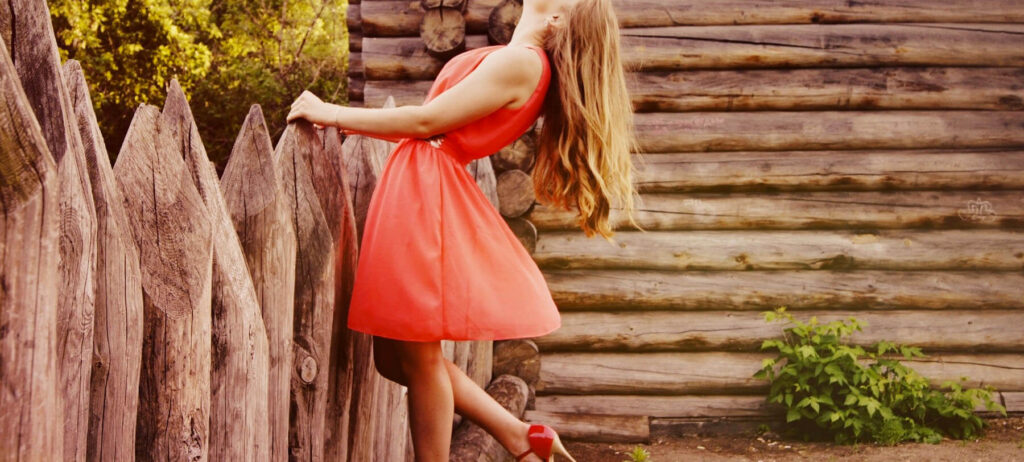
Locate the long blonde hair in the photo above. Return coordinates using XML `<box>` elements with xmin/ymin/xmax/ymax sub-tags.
<box><xmin>534</xmin><ymin>0</ymin><xmax>643</xmax><ymax>241</ymax></box>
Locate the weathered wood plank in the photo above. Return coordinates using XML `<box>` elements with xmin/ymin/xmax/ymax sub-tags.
<box><xmin>528</xmin><ymin>190</ymin><xmax>1024</xmax><ymax>231</ymax></box>
<box><xmin>534</xmin><ymin>392</ymin><xmax>1009</xmax><ymax>419</ymax></box>
<box><xmin>274</xmin><ymin>121</ymin><xmax>336</xmax><ymax>462</ymax></box>
<box><xmin>3</xmin><ymin>3</ymin><xmax>101</xmax><ymax>458</ymax></box>
<box><xmin>64</xmin><ymin>59</ymin><xmax>145</xmax><ymax>462</ymax></box>
<box><xmin>164</xmin><ymin>80</ymin><xmax>271</xmax><ymax>462</ymax></box>
<box><xmin>631</xmin><ymin>149</ymin><xmax>1024</xmax><ymax>193</ymax></box>
<box><xmin>309</xmin><ymin>126</ymin><xmax>365</xmax><ymax>462</ymax></box>
<box><xmin>523</xmin><ymin>410</ymin><xmax>650</xmax><ymax>443</ymax></box>
<box><xmin>536</xmin><ymin>352</ymin><xmax>1024</xmax><ymax>395</ymax></box>
<box><xmin>363</xmin><ymin>35</ymin><xmax>488</xmax><ymax>80</ymax></box>
<box><xmin>535</xmin><ymin>394</ymin><xmax>781</xmax><ymax>418</ymax></box>
<box><xmin>630</xmin><ymin>111</ymin><xmax>1024</xmax><ymax>153</ymax></box>
<box><xmin>366</xmin><ymin>67</ymin><xmax>1024</xmax><ymax>112</ymax></box>
<box><xmin>222</xmin><ymin>104</ymin><xmax>297</xmax><ymax>462</ymax></box>
<box><xmin>620</xmin><ymin>24</ymin><xmax>1024</xmax><ymax>71</ymax></box>
<box><xmin>363</xmin><ymin>25</ymin><xmax>1024</xmax><ymax>79</ymax></box>
<box><xmin>361</xmin><ymin>0</ymin><xmax>500</xmax><ymax>36</ymax></box>
<box><xmin>0</xmin><ymin>36</ymin><xmax>62</xmax><ymax>461</ymax></box>
<box><xmin>629</xmin><ymin>67</ymin><xmax>1024</xmax><ymax>112</ymax></box>
<box><xmin>113</xmin><ymin>104</ymin><xmax>213</xmax><ymax>461</ymax></box>
<box><xmin>542</xmin><ymin>269</ymin><xmax>1024</xmax><ymax>311</ymax></box>
<box><xmin>536</xmin><ymin>310</ymin><xmax>1024</xmax><ymax>353</ymax></box>
<box><xmin>359</xmin><ymin>0</ymin><xmax>1024</xmax><ymax>37</ymax></box>
<box><xmin>534</xmin><ymin>229</ymin><xmax>1024</xmax><ymax>271</ymax></box>
<box><xmin>1004</xmin><ymin>392</ymin><xmax>1024</xmax><ymax>413</ymax></box>
<box><xmin>342</xmin><ymin>96</ymin><xmax>396</xmax><ymax>239</ymax></box>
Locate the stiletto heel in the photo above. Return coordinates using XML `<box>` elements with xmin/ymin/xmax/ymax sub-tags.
<box><xmin>514</xmin><ymin>424</ymin><xmax>577</xmax><ymax>462</ymax></box>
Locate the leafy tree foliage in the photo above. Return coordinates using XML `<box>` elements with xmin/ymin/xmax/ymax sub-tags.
<box><xmin>51</xmin><ymin>0</ymin><xmax>349</xmax><ymax>170</ymax></box>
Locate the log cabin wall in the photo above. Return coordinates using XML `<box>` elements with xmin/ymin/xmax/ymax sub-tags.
<box><xmin>349</xmin><ymin>0</ymin><xmax>1024</xmax><ymax>444</ymax></box>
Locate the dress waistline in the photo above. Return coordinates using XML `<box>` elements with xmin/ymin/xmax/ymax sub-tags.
<box><xmin>403</xmin><ymin>134</ymin><xmax>468</xmax><ymax>166</ymax></box>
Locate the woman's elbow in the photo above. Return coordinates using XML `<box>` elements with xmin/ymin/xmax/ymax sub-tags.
<box><xmin>406</xmin><ymin>106</ymin><xmax>436</xmax><ymax>138</ymax></box>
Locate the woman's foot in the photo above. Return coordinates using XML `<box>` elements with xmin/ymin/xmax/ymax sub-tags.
<box><xmin>507</xmin><ymin>421</ymin><xmax>546</xmax><ymax>462</ymax></box>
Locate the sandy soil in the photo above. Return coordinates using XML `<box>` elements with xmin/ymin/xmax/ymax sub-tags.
<box><xmin>563</xmin><ymin>417</ymin><xmax>1024</xmax><ymax>462</ymax></box>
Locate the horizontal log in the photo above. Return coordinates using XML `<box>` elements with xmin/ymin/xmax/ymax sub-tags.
<box><xmin>523</xmin><ymin>410</ymin><xmax>650</xmax><ymax>443</ymax></box>
<box><xmin>1004</xmin><ymin>392</ymin><xmax>1024</xmax><ymax>413</ymax></box>
<box><xmin>350</xmin><ymin>28</ymin><xmax>362</xmax><ymax>52</ymax></box>
<box><xmin>361</xmin><ymin>0</ymin><xmax>499</xmax><ymax>37</ymax></box>
<box><xmin>542</xmin><ymin>269</ymin><xmax>1024</xmax><ymax>311</ymax></box>
<box><xmin>533</xmin><ymin>392</ymin><xmax>1010</xmax><ymax>418</ymax></box>
<box><xmin>347</xmin><ymin>3</ymin><xmax>360</xmax><ymax>31</ymax></box>
<box><xmin>529</xmin><ymin>190</ymin><xmax>1024</xmax><ymax>231</ymax></box>
<box><xmin>632</xmin><ymin>149</ymin><xmax>1024</xmax><ymax>193</ymax></box>
<box><xmin>629</xmin><ymin>67</ymin><xmax>1024</xmax><ymax>112</ymax></box>
<box><xmin>536</xmin><ymin>352</ymin><xmax>1024</xmax><ymax>395</ymax></box>
<box><xmin>348</xmin><ymin>52</ymin><xmax>363</xmax><ymax>78</ymax></box>
<box><xmin>360</xmin><ymin>0</ymin><xmax>1024</xmax><ymax>36</ymax></box>
<box><xmin>534</xmin><ymin>229</ymin><xmax>1024</xmax><ymax>271</ymax></box>
<box><xmin>535</xmin><ymin>310</ymin><xmax>1024</xmax><ymax>353</ymax></box>
<box><xmin>363</xmin><ymin>25</ymin><xmax>1024</xmax><ymax>79</ymax></box>
<box><xmin>363</xmin><ymin>80</ymin><xmax>430</xmax><ymax>106</ymax></box>
<box><xmin>367</xmin><ymin>67</ymin><xmax>1024</xmax><ymax>112</ymax></box>
<box><xmin>363</xmin><ymin>35</ymin><xmax>487</xmax><ymax>80</ymax></box>
<box><xmin>348</xmin><ymin>77</ymin><xmax>364</xmax><ymax>102</ymax></box>
<box><xmin>630</xmin><ymin>111</ymin><xmax>1024</xmax><ymax>153</ymax></box>
<box><xmin>621</xmin><ymin>24</ymin><xmax>1024</xmax><ymax>71</ymax></box>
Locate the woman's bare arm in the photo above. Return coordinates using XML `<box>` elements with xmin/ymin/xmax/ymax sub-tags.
<box><xmin>287</xmin><ymin>46</ymin><xmax>543</xmax><ymax>139</ymax></box>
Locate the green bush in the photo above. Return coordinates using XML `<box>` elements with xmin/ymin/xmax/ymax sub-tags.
<box><xmin>752</xmin><ymin>306</ymin><xmax>1006</xmax><ymax>445</ymax></box>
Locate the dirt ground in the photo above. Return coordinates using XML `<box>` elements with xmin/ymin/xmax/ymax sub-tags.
<box><xmin>563</xmin><ymin>416</ymin><xmax>1024</xmax><ymax>462</ymax></box>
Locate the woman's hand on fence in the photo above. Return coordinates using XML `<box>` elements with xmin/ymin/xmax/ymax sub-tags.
<box><xmin>287</xmin><ymin>90</ymin><xmax>334</xmax><ymax>127</ymax></box>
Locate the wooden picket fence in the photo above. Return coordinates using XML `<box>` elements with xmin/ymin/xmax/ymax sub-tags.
<box><xmin>0</xmin><ymin>3</ymin><xmax>519</xmax><ymax>460</ymax></box>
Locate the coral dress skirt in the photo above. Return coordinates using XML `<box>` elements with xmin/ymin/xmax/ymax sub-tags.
<box><xmin>346</xmin><ymin>44</ymin><xmax>562</xmax><ymax>341</ymax></box>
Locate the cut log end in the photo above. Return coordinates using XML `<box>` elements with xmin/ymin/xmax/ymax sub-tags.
<box><xmin>420</xmin><ymin>7</ymin><xmax>467</xmax><ymax>60</ymax></box>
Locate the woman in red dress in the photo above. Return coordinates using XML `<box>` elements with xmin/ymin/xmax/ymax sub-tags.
<box><xmin>287</xmin><ymin>0</ymin><xmax>639</xmax><ymax>459</ymax></box>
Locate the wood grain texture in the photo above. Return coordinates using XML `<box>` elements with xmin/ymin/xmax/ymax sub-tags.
<box><xmin>342</xmin><ymin>96</ymin><xmax>396</xmax><ymax>239</ymax></box>
<box><xmin>536</xmin><ymin>352</ymin><xmax>1024</xmax><ymax>395</ymax></box>
<box><xmin>274</xmin><ymin>121</ymin><xmax>336</xmax><ymax>462</ymax></box>
<box><xmin>629</xmin><ymin>111</ymin><xmax>1024</xmax><ymax>153</ymax></box>
<box><xmin>528</xmin><ymin>190</ymin><xmax>1024</xmax><ymax>231</ymax></box>
<box><xmin>222</xmin><ymin>104</ymin><xmax>297</xmax><ymax>462</ymax></box>
<box><xmin>536</xmin><ymin>310</ymin><xmax>1024</xmax><ymax>353</ymax></box>
<box><xmin>363</xmin><ymin>25</ymin><xmax>1024</xmax><ymax>79</ymax></box>
<box><xmin>620</xmin><ymin>23</ymin><xmax>1024</xmax><ymax>71</ymax></box>
<box><xmin>2</xmin><ymin>3</ymin><xmax>100</xmax><ymax>458</ymax></box>
<box><xmin>358</xmin><ymin>0</ymin><xmax>1024</xmax><ymax>37</ymax></box>
<box><xmin>420</xmin><ymin>7</ymin><xmax>466</xmax><ymax>60</ymax></box>
<box><xmin>533</xmin><ymin>229</ymin><xmax>1024</xmax><ymax>271</ymax></box>
<box><xmin>0</xmin><ymin>36</ymin><xmax>62</xmax><ymax>461</ymax></box>
<box><xmin>64</xmin><ymin>59</ymin><xmax>145</xmax><ymax>462</ymax></box>
<box><xmin>523</xmin><ymin>410</ymin><xmax>650</xmax><ymax>443</ymax></box>
<box><xmin>542</xmin><ymin>268</ymin><xmax>1024</xmax><ymax>311</ymax></box>
<box><xmin>631</xmin><ymin>149</ymin><xmax>1024</xmax><ymax>193</ymax></box>
<box><xmin>496</xmin><ymin>169</ymin><xmax>533</xmax><ymax>218</ymax></box>
<box><xmin>164</xmin><ymin>80</ymin><xmax>271</xmax><ymax>462</ymax></box>
<box><xmin>364</xmin><ymin>67</ymin><xmax>1024</xmax><ymax>112</ymax></box>
<box><xmin>113</xmin><ymin>104</ymin><xmax>213</xmax><ymax>462</ymax></box>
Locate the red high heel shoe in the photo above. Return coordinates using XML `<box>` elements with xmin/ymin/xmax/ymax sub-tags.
<box><xmin>514</xmin><ymin>424</ymin><xmax>577</xmax><ymax>462</ymax></box>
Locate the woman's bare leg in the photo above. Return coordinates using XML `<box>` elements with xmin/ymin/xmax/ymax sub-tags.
<box><xmin>395</xmin><ymin>339</ymin><xmax>454</xmax><ymax>462</ymax></box>
<box><xmin>443</xmin><ymin>360</ymin><xmax>543</xmax><ymax>461</ymax></box>
<box><xmin>376</xmin><ymin>336</ymin><xmax>541</xmax><ymax>461</ymax></box>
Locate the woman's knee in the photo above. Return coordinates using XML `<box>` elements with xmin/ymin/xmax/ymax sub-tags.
<box><xmin>395</xmin><ymin>340</ymin><xmax>444</xmax><ymax>376</ymax></box>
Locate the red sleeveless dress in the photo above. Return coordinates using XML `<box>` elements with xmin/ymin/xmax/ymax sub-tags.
<box><xmin>346</xmin><ymin>44</ymin><xmax>561</xmax><ymax>341</ymax></box>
